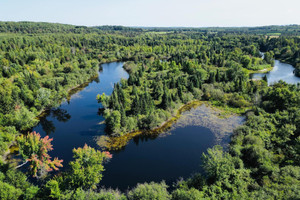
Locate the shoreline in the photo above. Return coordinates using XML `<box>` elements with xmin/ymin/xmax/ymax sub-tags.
<box><xmin>97</xmin><ymin>100</ymin><xmax>239</xmax><ymax>151</ymax></box>
<box><xmin>4</xmin><ymin>68</ymin><xmax>100</xmax><ymax>162</ymax></box>
<box><xmin>36</xmin><ymin>60</ymin><xmax>132</xmax><ymax>120</ymax></box>
<box><xmin>273</xmin><ymin>57</ymin><xmax>300</xmax><ymax>78</ymax></box>
<box><xmin>35</xmin><ymin>59</ymin><xmax>131</xmax><ymax>120</ymax></box>
<box><xmin>248</xmin><ymin>66</ymin><xmax>273</xmax><ymax>74</ymax></box>
<box><xmin>35</xmin><ymin>68</ymin><xmax>100</xmax><ymax>120</ymax></box>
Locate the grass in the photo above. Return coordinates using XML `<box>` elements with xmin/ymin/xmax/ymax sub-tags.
<box><xmin>247</xmin><ymin>65</ymin><xmax>273</xmax><ymax>74</ymax></box>
<box><xmin>145</xmin><ymin>31</ymin><xmax>172</xmax><ymax>35</ymax></box>
<box><xmin>266</xmin><ymin>32</ymin><xmax>281</xmax><ymax>36</ymax></box>
<box><xmin>209</xmin><ymin>100</ymin><xmax>250</xmax><ymax>116</ymax></box>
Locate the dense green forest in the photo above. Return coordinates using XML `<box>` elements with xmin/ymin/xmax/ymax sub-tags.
<box><xmin>0</xmin><ymin>22</ymin><xmax>299</xmax><ymax>199</ymax></box>
<box><xmin>261</xmin><ymin>36</ymin><xmax>300</xmax><ymax>76</ymax></box>
<box><xmin>142</xmin><ymin>24</ymin><xmax>300</xmax><ymax>35</ymax></box>
<box><xmin>98</xmin><ymin>35</ymin><xmax>274</xmax><ymax>135</ymax></box>
<box><xmin>0</xmin><ymin>21</ymin><xmax>142</xmax><ymax>34</ymax></box>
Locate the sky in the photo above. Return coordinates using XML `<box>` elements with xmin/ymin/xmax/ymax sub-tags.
<box><xmin>0</xmin><ymin>0</ymin><xmax>299</xmax><ymax>27</ymax></box>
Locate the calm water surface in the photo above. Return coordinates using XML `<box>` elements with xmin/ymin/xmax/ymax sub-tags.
<box><xmin>32</xmin><ymin>62</ymin><xmax>243</xmax><ymax>190</ymax></box>
<box><xmin>251</xmin><ymin>60</ymin><xmax>300</xmax><ymax>85</ymax></box>
<box><xmin>33</xmin><ymin>62</ymin><xmax>128</xmax><ymax>168</ymax></box>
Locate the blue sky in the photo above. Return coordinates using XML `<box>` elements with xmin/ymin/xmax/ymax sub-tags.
<box><xmin>0</xmin><ymin>0</ymin><xmax>299</xmax><ymax>27</ymax></box>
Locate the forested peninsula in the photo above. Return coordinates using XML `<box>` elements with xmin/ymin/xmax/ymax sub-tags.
<box><xmin>0</xmin><ymin>22</ymin><xmax>299</xmax><ymax>199</ymax></box>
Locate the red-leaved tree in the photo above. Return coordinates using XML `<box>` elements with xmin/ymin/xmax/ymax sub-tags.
<box><xmin>16</xmin><ymin>131</ymin><xmax>63</xmax><ymax>178</ymax></box>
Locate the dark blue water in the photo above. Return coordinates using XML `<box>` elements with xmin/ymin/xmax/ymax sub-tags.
<box><xmin>33</xmin><ymin>62</ymin><xmax>128</xmax><ymax>167</ymax></box>
<box><xmin>32</xmin><ymin>62</ymin><xmax>237</xmax><ymax>190</ymax></box>
<box><xmin>251</xmin><ymin>60</ymin><xmax>300</xmax><ymax>85</ymax></box>
<box><xmin>102</xmin><ymin>126</ymin><xmax>214</xmax><ymax>190</ymax></box>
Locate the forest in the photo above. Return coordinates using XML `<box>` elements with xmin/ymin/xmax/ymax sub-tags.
<box><xmin>0</xmin><ymin>22</ymin><xmax>299</xmax><ymax>199</ymax></box>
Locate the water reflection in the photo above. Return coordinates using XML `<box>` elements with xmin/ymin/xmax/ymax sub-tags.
<box><xmin>32</xmin><ymin>62</ymin><xmax>129</xmax><ymax>169</ymax></box>
<box><xmin>131</xmin><ymin>131</ymin><xmax>172</xmax><ymax>147</ymax></box>
<box><xmin>100</xmin><ymin>104</ymin><xmax>244</xmax><ymax>190</ymax></box>
<box><xmin>38</xmin><ymin>118</ymin><xmax>55</xmax><ymax>135</ymax></box>
<box><xmin>37</xmin><ymin>108</ymin><xmax>71</xmax><ymax>135</ymax></box>
<box><xmin>66</xmin><ymin>76</ymin><xmax>100</xmax><ymax>103</ymax></box>
<box><xmin>170</xmin><ymin>104</ymin><xmax>245</xmax><ymax>146</ymax></box>
<box><xmin>29</xmin><ymin>62</ymin><xmax>245</xmax><ymax>190</ymax></box>
<box><xmin>251</xmin><ymin>60</ymin><xmax>300</xmax><ymax>85</ymax></box>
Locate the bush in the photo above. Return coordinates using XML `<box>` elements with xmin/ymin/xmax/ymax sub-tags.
<box><xmin>5</xmin><ymin>169</ymin><xmax>30</xmax><ymax>191</ymax></box>
<box><xmin>96</xmin><ymin>189</ymin><xmax>127</xmax><ymax>200</ymax></box>
<box><xmin>4</xmin><ymin>107</ymin><xmax>38</xmax><ymax>131</ymax></box>
<box><xmin>228</xmin><ymin>93</ymin><xmax>250</xmax><ymax>108</ymax></box>
<box><xmin>45</xmin><ymin>180</ymin><xmax>61</xmax><ymax>199</ymax></box>
<box><xmin>192</xmin><ymin>88</ymin><xmax>203</xmax><ymax>100</ymax></box>
<box><xmin>0</xmin><ymin>181</ymin><xmax>22</xmax><ymax>200</ymax></box>
<box><xmin>171</xmin><ymin>188</ymin><xmax>204</xmax><ymax>200</ymax></box>
<box><xmin>0</xmin><ymin>126</ymin><xmax>17</xmax><ymax>156</ymax></box>
<box><xmin>24</xmin><ymin>186</ymin><xmax>39</xmax><ymax>200</ymax></box>
<box><xmin>104</xmin><ymin>109</ymin><xmax>121</xmax><ymax>134</ymax></box>
<box><xmin>128</xmin><ymin>181</ymin><xmax>171</xmax><ymax>200</ymax></box>
<box><xmin>181</xmin><ymin>92</ymin><xmax>194</xmax><ymax>104</ymax></box>
<box><xmin>202</xmin><ymin>84</ymin><xmax>225</xmax><ymax>102</ymax></box>
<box><xmin>60</xmin><ymin>188</ymin><xmax>127</xmax><ymax>200</ymax></box>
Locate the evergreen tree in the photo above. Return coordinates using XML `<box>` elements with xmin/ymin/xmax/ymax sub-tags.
<box><xmin>216</xmin><ymin>69</ymin><xmax>221</xmax><ymax>82</ymax></box>
<box><xmin>209</xmin><ymin>71</ymin><xmax>216</xmax><ymax>83</ymax></box>
<box><xmin>263</xmin><ymin>74</ymin><xmax>268</xmax><ymax>82</ymax></box>
<box><xmin>161</xmin><ymin>85</ymin><xmax>171</xmax><ymax>109</ymax></box>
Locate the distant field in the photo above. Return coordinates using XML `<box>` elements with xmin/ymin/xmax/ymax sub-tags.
<box><xmin>266</xmin><ymin>32</ymin><xmax>281</xmax><ymax>36</ymax></box>
<box><xmin>145</xmin><ymin>31</ymin><xmax>172</xmax><ymax>34</ymax></box>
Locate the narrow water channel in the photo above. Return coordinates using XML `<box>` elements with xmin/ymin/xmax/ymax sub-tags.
<box><xmin>251</xmin><ymin>60</ymin><xmax>300</xmax><ymax>85</ymax></box>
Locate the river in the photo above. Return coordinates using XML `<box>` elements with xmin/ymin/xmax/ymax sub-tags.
<box><xmin>251</xmin><ymin>60</ymin><xmax>300</xmax><ymax>85</ymax></box>
<box><xmin>31</xmin><ymin>62</ymin><xmax>244</xmax><ymax>190</ymax></box>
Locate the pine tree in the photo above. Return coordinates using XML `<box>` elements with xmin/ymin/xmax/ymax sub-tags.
<box><xmin>161</xmin><ymin>85</ymin><xmax>171</xmax><ymax>109</ymax></box>
<box><xmin>178</xmin><ymin>86</ymin><xmax>183</xmax><ymax>101</ymax></box>
<box><xmin>209</xmin><ymin>71</ymin><xmax>216</xmax><ymax>83</ymax></box>
<box><xmin>120</xmin><ymin>107</ymin><xmax>127</xmax><ymax>127</ymax></box>
<box><xmin>131</xmin><ymin>94</ymin><xmax>140</xmax><ymax>115</ymax></box>
<box><xmin>216</xmin><ymin>69</ymin><xmax>221</xmax><ymax>82</ymax></box>
<box><xmin>262</xmin><ymin>75</ymin><xmax>268</xmax><ymax>82</ymax></box>
<box><xmin>153</xmin><ymin>81</ymin><xmax>163</xmax><ymax>100</ymax></box>
<box><xmin>188</xmin><ymin>80</ymin><xmax>194</xmax><ymax>92</ymax></box>
<box><xmin>62</xmin><ymin>75</ymin><xmax>68</xmax><ymax>86</ymax></box>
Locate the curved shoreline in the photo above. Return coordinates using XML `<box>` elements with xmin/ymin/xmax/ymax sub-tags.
<box><xmin>273</xmin><ymin>57</ymin><xmax>300</xmax><ymax>78</ymax></box>
<box><xmin>36</xmin><ymin>69</ymin><xmax>99</xmax><ymax>120</ymax></box>
<box><xmin>96</xmin><ymin>100</ymin><xmax>228</xmax><ymax>151</ymax></box>
<box><xmin>248</xmin><ymin>66</ymin><xmax>273</xmax><ymax>74</ymax></box>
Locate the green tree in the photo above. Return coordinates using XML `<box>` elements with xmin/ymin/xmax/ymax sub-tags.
<box><xmin>263</xmin><ymin>51</ymin><xmax>274</xmax><ymax>66</ymax></box>
<box><xmin>68</xmin><ymin>144</ymin><xmax>112</xmax><ymax>190</ymax></box>
<box><xmin>97</xmin><ymin>93</ymin><xmax>110</xmax><ymax>108</ymax></box>
<box><xmin>104</xmin><ymin>110</ymin><xmax>121</xmax><ymax>134</ymax></box>
<box><xmin>128</xmin><ymin>182</ymin><xmax>171</xmax><ymax>200</ymax></box>
<box><xmin>202</xmin><ymin>146</ymin><xmax>253</xmax><ymax>197</ymax></box>
<box><xmin>45</xmin><ymin>179</ymin><xmax>61</xmax><ymax>199</ymax></box>
<box><xmin>0</xmin><ymin>181</ymin><xmax>22</xmax><ymax>200</ymax></box>
<box><xmin>161</xmin><ymin>86</ymin><xmax>171</xmax><ymax>109</ymax></box>
<box><xmin>172</xmin><ymin>188</ymin><xmax>204</xmax><ymax>200</ymax></box>
<box><xmin>241</xmin><ymin>55</ymin><xmax>252</xmax><ymax>69</ymax></box>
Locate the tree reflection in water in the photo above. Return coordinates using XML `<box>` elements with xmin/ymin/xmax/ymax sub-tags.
<box><xmin>38</xmin><ymin>108</ymin><xmax>71</xmax><ymax>135</ymax></box>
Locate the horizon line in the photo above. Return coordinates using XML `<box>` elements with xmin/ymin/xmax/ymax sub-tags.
<box><xmin>1</xmin><ymin>20</ymin><xmax>299</xmax><ymax>29</ymax></box>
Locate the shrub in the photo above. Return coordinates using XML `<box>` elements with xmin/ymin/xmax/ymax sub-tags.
<box><xmin>128</xmin><ymin>181</ymin><xmax>171</xmax><ymax>200</ymax></box>
<box><xmin>171</xmin><ymin>188</ymin><xmax>204</xmax><ymax>200</ymax></box>
<box><xmin>0</xmin><ymin>181</ymin><xmax>22</xmax><ymax>200</ymax></box>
